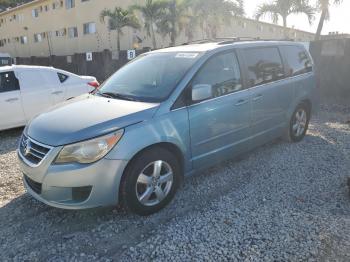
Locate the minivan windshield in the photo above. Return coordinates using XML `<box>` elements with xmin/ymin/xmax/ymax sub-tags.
<box><xmin>97</xmin><ymin>52</ymin><xmax>202</xmax><ymax>103</ymax></box>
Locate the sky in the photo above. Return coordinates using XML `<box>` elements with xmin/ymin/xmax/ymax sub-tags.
<box><xmin>244</xmin><ymin>0</ymin><xmax>350</xmax><ymax>34</ymax></box>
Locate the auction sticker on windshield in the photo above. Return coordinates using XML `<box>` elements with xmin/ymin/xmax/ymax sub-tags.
<box><xmin>175</xmin><ymin>53</ymin><xmax>199</xmax><ymax>58</ymax></box>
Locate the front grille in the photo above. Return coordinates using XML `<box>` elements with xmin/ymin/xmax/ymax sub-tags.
<box><xmin>24</xmin><ymin>175</ymin><xmax>42</xmax><ymax>194</ymax></box>
<box><xmin>19</xmin><ymin>135</ymin><xmax>51</xmax><ymax>166</ymax></box>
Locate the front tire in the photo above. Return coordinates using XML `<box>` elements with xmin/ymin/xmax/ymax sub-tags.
<box><xmin>120</xmin><ymin>148</ymin><xmax>181</xmax><ymax>216</ymax></box>
<box><xmin>286</xmin><ymin>103</ymin><xmax>310</xmax><ymax>142</ymax></box>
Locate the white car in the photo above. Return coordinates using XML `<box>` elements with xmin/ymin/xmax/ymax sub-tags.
<box><xmin>0</xmin><ymin>65</ymin><xmax>99</xmax><ymax>131</ymax></box>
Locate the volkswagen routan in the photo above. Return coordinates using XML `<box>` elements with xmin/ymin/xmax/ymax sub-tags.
<box><xmin>18</xmin><ymin>40</ymin><xmax>319</xmax><ymax>215</ymax></box>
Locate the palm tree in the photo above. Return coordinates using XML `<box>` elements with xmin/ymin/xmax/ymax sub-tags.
<box><xmin>0</xmin><ymin>0</ymin><xmax>29</xmax><ymax>10</ymax></box>
<box><xmin>255</xmin><ymin>0</ymin><xmax>315</xmax><ymax>38</ymax></box>
<box><xmin>155</xmin><ymin>0</ymin><xmax>186</xmax><ymax>47</ymax></box>
<box><xmin>100</xmin><ymin>7</ymin><xmax>140</xmax><ymax>52</ymax></box>
<box><xmin>188</xmin><ymin>0</ymin><xmax>244</xmax><ymax>39</ymax></box>
<box><xmin>130</xmin><ymin>0</ymin><xmax>168</xmax><ymax>49</ymax></box>
<box><xmin>315</xmin><ymin>0</ymin><xmax>343</xmax><ymax>40</ymax></box>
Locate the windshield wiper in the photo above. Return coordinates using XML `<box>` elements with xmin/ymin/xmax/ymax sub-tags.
<box><xmin>95</xmin><ymin>91</ymin><xmax>138</xmax><ymax>101</ymax></box>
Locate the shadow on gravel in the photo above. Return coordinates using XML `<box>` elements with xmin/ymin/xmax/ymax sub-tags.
<box><xmin>0</xmin><ymin>127</ymin><xmax>23</xmax><ymax>155</ymax></box>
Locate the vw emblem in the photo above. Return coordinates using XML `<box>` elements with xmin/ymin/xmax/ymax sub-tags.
<box><xmin>23</xmin><ymin>139</ymin><xmax>31</xmax><ymax>156</ymax></box>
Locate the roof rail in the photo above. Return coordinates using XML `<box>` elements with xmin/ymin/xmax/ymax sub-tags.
<box><xmin>182</xmin><ymin>37</ymin><xmax>295</xmax><ymax>46</ymax></box>
<box><xmin>182</xmin><ymin>39</ymin><xmax>215</xmax><ymax>45</ymax></box>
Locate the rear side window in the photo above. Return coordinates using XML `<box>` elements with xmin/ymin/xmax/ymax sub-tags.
<box><xmin>57</xmin><ymin>72</ymin><xmax>69</xmax><ymax>83</ymax></box>
<box><xmin>281</xmin><ymin>46</ymin><xmax>313</xmax><ymax>77</ymax></box>
<box><xmin>244</xmin><ymin>47</ymin><xmax>285</xmax><ymax>87</ymax></box>
<box><xmin>0</xmin><ymin>71</ymin><xmax>19</xmax><ymax>93</ymax></box>
<box><xmin>191</xmin><ymin>51</ymin><xmax>242</xmax><ymax>101</ymax></box>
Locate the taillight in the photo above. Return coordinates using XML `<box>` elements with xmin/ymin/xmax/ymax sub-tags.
<box><xmin>88</xmin><ymin>81</ymin><xmax>100</xmax><ymax>89</ymax></box>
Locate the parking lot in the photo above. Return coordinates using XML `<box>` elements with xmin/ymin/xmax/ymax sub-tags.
<box><xmin>0</xmin><ymin>104</ymin><xmax>349</xmax><ymax>261</ymax></box>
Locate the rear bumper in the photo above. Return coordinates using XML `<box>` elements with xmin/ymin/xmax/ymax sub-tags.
<box><xmin>19</xmin><ymin>153</ymin><xmax>128</xmax><ymax>209</ymax></box>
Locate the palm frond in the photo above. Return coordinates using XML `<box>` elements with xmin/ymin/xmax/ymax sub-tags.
<box><xmin>255</xmin><ymin>3</ymin><xmax>280</xmax><ymax>24</ymax></box>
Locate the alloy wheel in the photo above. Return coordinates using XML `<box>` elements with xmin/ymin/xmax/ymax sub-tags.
<box><xmin>292</xmin><ymin>108</ymin><xmax>307</xmax><ymax>137</ymax></box>
<box><xmin>135</xmin><ymin>160</ymin><xmax>174</xmax><ymax>207</ymax></box>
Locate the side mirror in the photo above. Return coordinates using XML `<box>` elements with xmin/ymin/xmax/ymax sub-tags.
<box><xmin>192</xmin><ymin>84</ymin><xmax>212</xmax><ymax>102</ymax></box>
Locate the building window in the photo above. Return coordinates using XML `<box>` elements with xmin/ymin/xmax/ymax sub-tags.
<box><xmin>68</xmin><ymin>27</ymin><xmax>78</xmax><ymax>38</ymax></box>
<box><xmin>20</xmin><ymin>36</ymin><xmax>28</xmax><ymax>44</ymax></box>
<box><xmin>34</xmin><ymin>33</ymin><xmax>44</xmax><ymax>43</ymax></box>
<box><xmin>55</xmin><ymin>28</ymin><xmax>67</xmax><ymax>37</ymax></box>
<box><xmin>66</xmin><ymin>0</ymin><xmax>75</xmax><ymax>9</ymax></box>
<box><xmin>32</xmin><ymin>9</ymin><xmax>39</xmax><ymax>18</ymax></box>
<box><xmin>83</xmin><ymin>22</ymin><xmax>96</xmax><ymax>35</ymax></box>
<box><xmin>53</xmin><ymin>0</ymin><xmax>63</xmax><ymax>9</ymax></box>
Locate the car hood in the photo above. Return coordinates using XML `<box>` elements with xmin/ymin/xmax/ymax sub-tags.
<box><xmin>27</xmin><ymin>94</ymin><xmax>159</xmax><ymax>146</ymax></box>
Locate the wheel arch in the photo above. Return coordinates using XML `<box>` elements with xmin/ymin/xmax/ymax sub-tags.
<box><xmin>118</xmin><ymin>142</ymin><xmax>185</xmax><ymax>203</ymax></box>
<box><xmin>300</xmin><ymin>98</ymin><xmax>312</xmax><ymax>113</ymax></box>
<box><xmin>287</xmin><ymin>97</ymin><xmax>313</xmax><ymax>122</ymax></box>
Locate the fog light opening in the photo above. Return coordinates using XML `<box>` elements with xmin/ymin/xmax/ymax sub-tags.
<box><xmin>72</xmin><ymin>186</ymin><xmax>92</xmax><ymax>202</ymax></box>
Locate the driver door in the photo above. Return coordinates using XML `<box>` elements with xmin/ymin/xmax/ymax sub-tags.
<box><xmin>187</xmin><ymin>51</ymin><xmax>252</xmax><ymax>169</ymax></box>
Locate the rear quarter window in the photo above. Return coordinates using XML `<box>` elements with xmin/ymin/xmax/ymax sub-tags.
<box><xmin>57</xmin><ymin>72</ymin><xmax>69</xmax><ymax>83</ymax></box>
<box><xmin>280</xmin><ymin>46</ymin><xmax>313</xmax><ymax>77</ymax></box>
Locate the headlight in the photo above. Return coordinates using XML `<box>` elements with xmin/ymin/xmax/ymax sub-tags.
<box><xmin>55</xmin><ymin>130</ymin><xmax>124</xmax><ymax>164</ymax></box>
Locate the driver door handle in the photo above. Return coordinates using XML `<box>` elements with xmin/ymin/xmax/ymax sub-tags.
<box><xmin>5</xmin><ymin>98</ymin><xmax>19</xmax><ymax>103</ymax></box>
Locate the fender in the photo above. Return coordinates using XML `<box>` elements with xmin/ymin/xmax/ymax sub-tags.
<box><xmin>105</xmin><ymin>107</ymin><xmax>192</xmax><ymax>173</ymax></box>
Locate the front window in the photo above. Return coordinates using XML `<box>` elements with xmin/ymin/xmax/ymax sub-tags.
<box><xmin>0</xmin><ymin>71</ymin><xmax>20</xmax><ymax>93</ymax></box>
<box><xmin>98</xmin><ymin>52</ymin><xmax>201</xmax><ymax>103</ymax></box>
<box><xmin>191</xmin><ymin>51</ymin><xmax>242</xmax><ymax>102</ymax></box>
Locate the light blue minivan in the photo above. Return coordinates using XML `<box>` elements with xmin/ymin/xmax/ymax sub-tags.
<box><xmin>18</xmin><ymin>40</ymin><xmax>319</xmax><ymax>215</ymax></box>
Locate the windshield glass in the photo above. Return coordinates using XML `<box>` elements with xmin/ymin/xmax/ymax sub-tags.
<box><xmin>98</xmin><ymin>52</ymin><xmax>202</xmax><ymax>102</ymax></box>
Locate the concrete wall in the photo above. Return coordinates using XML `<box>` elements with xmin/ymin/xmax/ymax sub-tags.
<box><xmin>310</xmin><ymin>39</ymin><xmax>350</xmax><ymax>103</ymax></box>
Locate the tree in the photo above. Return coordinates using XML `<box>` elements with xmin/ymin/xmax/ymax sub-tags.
<box><xmin>130</xmin><ymin>0</ymin><xmax>168</xmax><ymax>49</ymax></box>
<box><xmin>0</xmin><ymin>0</ymin><xmax>33</xmax><ymax>10</ymax></box>
<box><xmin>100</xmin><ymin>7</ymin><xmax>140</xmax><ymax>52</ymax></box>
<box><xmin>156</xmin><ymin>0</ymin><xmax>244</xmax><ymax>46</ymax></box>
<box><xmin>155</xmin><ymin>0</ymin><xmax>186</xmax><ymax>47</ymax></box>
<box><xmin>255</xmin><ymin>0</ymin><xmax>315</xmax><ymax>38</ymax></box>
<box><xmin>315</xmin><ymin>0</ymin><xmax>343</xmax><ymax>40</ymax></box>
<box><xmin>0</xmin><ymin>0</ymin><xmax>30</xmax><ymax>10</ymax></box>
<box><xmin>187</xmin><ymin>0</ymin><xmax>244</xmax><ymax>40</ymax></box>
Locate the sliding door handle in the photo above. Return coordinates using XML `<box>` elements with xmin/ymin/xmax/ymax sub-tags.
<box><xmin>253</xmin><ymin>94</ymin><xmax>263</xmax><ymax>101</ymax></box>
<box><xmin>235</xmin><ymin>99</ymin><xmax>248</xmax><ymax>106</ymax></box>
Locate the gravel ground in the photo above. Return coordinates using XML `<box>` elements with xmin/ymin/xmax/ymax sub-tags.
<box><xmin>0</xmin><ymin>104</ymin><xmax>349</xmax><ymax>261</ymax></box>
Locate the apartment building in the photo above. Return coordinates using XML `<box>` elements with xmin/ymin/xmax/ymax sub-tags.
<box><xmin>0</xmin><ymin>0</ymin><xmax>315</xmax><ymax>58</ymax></box>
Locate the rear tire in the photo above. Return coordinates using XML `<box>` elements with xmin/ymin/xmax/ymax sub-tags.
<box><xmin>120</xmin><ymin>147</ymin><xmax>181</xmax><ymax>216</ymax></box>
<box><xmin>285</xmin><ymin>103</ymin><xmax>310</xmax><ymax>143</ymax></box>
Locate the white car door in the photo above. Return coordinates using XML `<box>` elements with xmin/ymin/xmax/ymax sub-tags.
<box><xmin>44</xmin><ymin>70</ymin><xmax>66</xmax><ymax>104</ymax></box>
<box><xmin>0</xmin><ymin>70</ymin><xmax>26</xmax><ymax>130</ymax></box>
<box><xmin>18</xmin><ymin>69</ymin><xmax>54</xmax><ymax>121</ymax></box>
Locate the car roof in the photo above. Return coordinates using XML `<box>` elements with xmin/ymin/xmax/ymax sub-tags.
<box><xmin>0</xmin><ymin>65</ymin><xmax>58</xmax><ymax>71</ymax></box>
<box><xmin>151</xmin><ymin>40</ymin><xmax>306</xmax><ymax>54</ymax></box>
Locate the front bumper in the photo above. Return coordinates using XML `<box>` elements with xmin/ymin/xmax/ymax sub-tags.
<box><xmin>18</xmin><ymin>148</ymin><xmax>128</xmax><ymax>210</ymax></box>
